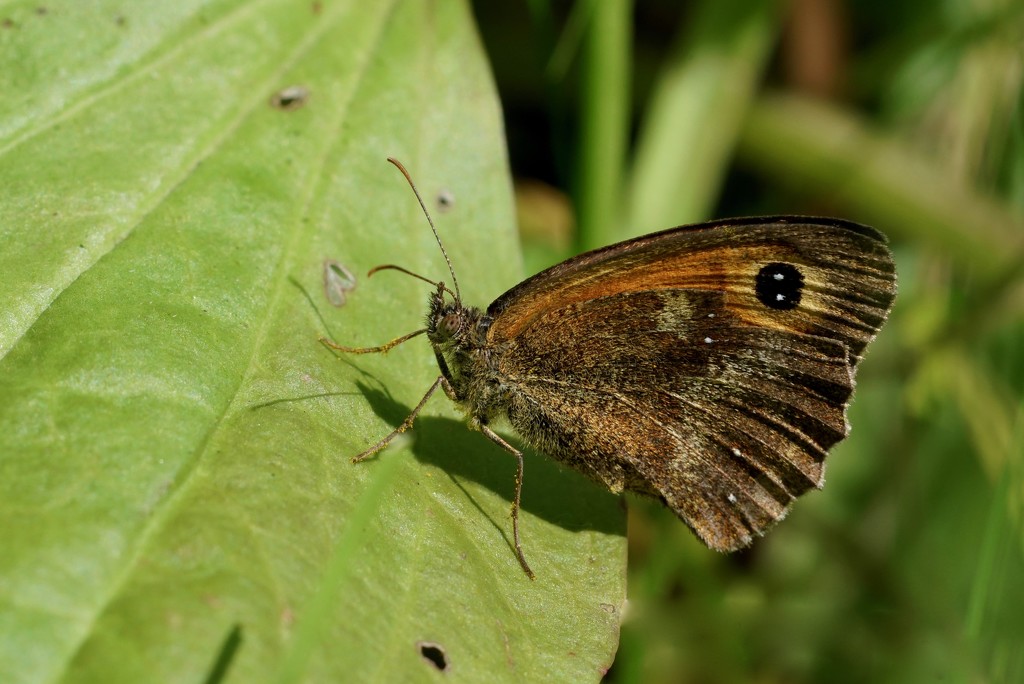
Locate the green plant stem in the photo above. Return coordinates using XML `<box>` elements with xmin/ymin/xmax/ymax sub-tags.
<box><xmin>576</xmin><ymin>0</ymin><xmax>632</xmax><ymax>251</ymax></box>
<box><xmin>628</xmin><ymin>0</ymin><xmax>781</xmax><ymax>233</ymax></box>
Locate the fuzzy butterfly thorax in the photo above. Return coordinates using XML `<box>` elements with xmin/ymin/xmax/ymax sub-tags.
<box><xmin>425</xmin><ymin>288</ymin><xmax>504</xmax><ymax>416</ymax></box>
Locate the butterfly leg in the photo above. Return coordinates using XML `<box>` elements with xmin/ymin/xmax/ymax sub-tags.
<box><xmin>474</xmin><ymin>419</ymin><xmax>536</xmax><ymax>580</ymax></box>
<box><xmin>351</xmin><ymin>375</ymin><xmax>445</xmax><ymax>462</ymax></box>
<box><xmin>320</xmin><ymin>328</ymin><xmax>427</xmax><ymax>355</ymax></box>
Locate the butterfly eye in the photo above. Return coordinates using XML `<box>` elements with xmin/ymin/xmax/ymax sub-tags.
<box><xmin>440</xmin><ymin>312</ymin><xmax>462</xmax><ymax>337</ymax></box>
<box><xmin>756</xmin><ymin>263</ymin><xmax>803</xmax><ymax>310</ymax></box>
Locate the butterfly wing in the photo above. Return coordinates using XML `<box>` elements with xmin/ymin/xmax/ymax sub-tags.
<box><xmin>486</xmin><ymin>217</ymin><xmax>896</xmax><ymax>550</ymax></box>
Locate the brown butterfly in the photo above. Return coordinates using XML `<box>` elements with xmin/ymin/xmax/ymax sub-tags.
<box><xmin>323</xmin><ymin>158</ymin><xmax>897</xmax><ymax>579</ymax></box>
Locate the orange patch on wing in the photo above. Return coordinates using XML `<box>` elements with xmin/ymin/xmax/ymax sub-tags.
<box><xmin>489</xmin><ymin>245</ymin><xmax>809</xmax><ymax>340</ymax></box>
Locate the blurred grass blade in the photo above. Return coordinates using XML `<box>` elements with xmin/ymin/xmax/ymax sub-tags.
<box><xmin>543</xmin><ymin>0</ymin><xmax>599</xmax><ymax>81</ymax></box>
<box><xmin>575</xmin><ymin>0</ymin><xmax>632</xmax><ymax>251</ymax></box>
<box><xmin>628</xmin><ymin>0</ymin><xmax>782</xmax><ymax>232</ymax></box>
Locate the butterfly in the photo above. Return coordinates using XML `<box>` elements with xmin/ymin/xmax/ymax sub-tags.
<box><xmin>322</xmin><ymin>158</ymin><xmax>897</xmax><ymax>579</ymax></box>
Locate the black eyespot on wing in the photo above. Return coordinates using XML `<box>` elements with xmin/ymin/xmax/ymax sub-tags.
<box><xmin>756</xmin><ymin>263</ymin><xmax>803</xmax><ymax>310</ymax></box>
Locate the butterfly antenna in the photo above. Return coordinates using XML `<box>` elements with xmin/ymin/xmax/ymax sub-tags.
<box><xmin>386</xmin><ymin>157</ymin><xmax>461</xmax><ymax>302</ymax></box>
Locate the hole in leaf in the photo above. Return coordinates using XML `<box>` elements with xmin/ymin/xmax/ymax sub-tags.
<box><xmin>437</xmin><ymin>189</ymin><xmax>455</xmax><ymax>212</ymax></box>
<box><xmin>417</xmin><ymin>641</ymin><xmax>448</xmax><ymax>671</ymax></box>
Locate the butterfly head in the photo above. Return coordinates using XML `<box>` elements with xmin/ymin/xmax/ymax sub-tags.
<box><xmin>426</xmin><ymin>282</ymin><xmax>484</xmax><ymax>351</ymax></box>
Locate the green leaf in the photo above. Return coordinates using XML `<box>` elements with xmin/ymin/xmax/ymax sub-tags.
<box><xmin>0</xmin><ymin>2</ymin><xmax>626</xmax><ymax>683</ymax></box>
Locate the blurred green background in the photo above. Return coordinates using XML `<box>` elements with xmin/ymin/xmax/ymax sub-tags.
<box><xmin>471</xmin><ymin>1</ymin><xmax>1024</xmax><ymax>682</ymax></box>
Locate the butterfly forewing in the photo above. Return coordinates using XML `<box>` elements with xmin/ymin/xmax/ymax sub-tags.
<box><xmin>488</xmin><ymin>217</ymin><xmax>895</xmax><ymax>360</ymax></box>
